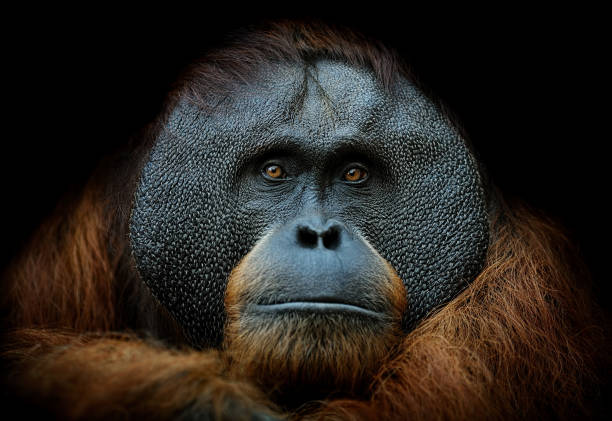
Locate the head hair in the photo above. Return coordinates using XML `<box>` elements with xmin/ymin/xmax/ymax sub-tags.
<box><xmin>174</xmin><ymin>20</ymin><xmax>407</xmax><ymax>109</ymax></box>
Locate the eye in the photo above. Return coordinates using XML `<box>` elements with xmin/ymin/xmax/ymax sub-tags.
<box><xmin>342</xmin><ymin>166</ymin><xmax>368</xmax><ymax>183</ymax></box>
<box><xmin>262</xmin><ymin>163</ymin><xmax>287</xmax><ymax>180</ymax></box>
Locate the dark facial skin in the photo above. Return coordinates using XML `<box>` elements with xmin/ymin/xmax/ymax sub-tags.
<box><xmin>130</xmin><ymin>59</ymin><xmax>489</xmax><ymax>347</ymax></box>
<box><xmin>238</xmin><ymin>216</ymin><xmax>401</xmax><ymax>319</ymax></box>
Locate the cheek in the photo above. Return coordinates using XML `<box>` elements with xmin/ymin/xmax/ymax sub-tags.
<box><xmin>224</xmin><ymin>236</ymin><xmax>278</xmax><ymax>313</ymax></box>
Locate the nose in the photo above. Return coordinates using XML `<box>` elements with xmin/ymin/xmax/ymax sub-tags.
<box><xmin>295</xmin><ymin>218</ymin><xmax>343</xmax><ymax>250</ymax></box>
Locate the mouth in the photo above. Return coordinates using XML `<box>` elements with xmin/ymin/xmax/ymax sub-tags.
<box><xmin>252</xmin><ymin>299</ymin><xmax>385</xmax><ymax>319</ymax></box>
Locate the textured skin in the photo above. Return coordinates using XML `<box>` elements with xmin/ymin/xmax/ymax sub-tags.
<box><xmin>130</xmin><ymin>60</ymin><xmax>489</xmax><ymax>347</ymax></box>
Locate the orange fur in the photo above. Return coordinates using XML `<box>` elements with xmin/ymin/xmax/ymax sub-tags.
<box><xmin>176</xmin><ymin>21</ymin><xmax>405</xmax><ymax>110</ymax></box>
<box><xmin>3</xmin><ymin>329</ymin><xmax>278</xmax><ymax>420</ymax></box>
<box><xmin>3</xmin><ymin>183</ymin><xmax>119</xmax><ymax>332</ymax></box>
<box><xmin>310</xmin><ymin>199</ymin><xmax>609</xmax><ymax>420</ymax></box>
<box><xmin>2</xmin><ymin>185</ymin><xmax>607</xmax><ymax>419</ymax></box>
<box><xmin>224</xmin><ymin>238</ymin><xmax>407</xmax><ymax>401</ymax></box>
<box><xmin>1</xmin><ymin>21</ymin><xmax>610</xmax><ymax>420</ymax></box>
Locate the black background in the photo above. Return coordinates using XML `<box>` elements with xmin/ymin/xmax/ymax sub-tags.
<box><xmin>3</xmin><ymin>8</ymin><xmax>609</xmax><ymax>312</ymax></box>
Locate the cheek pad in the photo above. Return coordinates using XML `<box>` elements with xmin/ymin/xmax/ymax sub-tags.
<box><xmin>130</xmin><ymin>107</ymin><xmax>255</xmax><ymax>347</ymax></box>
<box><xmin>367</xmin><ymin>135</ymin><xmax>489</xmax><ymax>330</ymax></box>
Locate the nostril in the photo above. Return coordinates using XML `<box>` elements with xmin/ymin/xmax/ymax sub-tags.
<box><xmin>321</xmin><ymin>226</ymin><xmax>340</xmax><ymax>250</ymax></box>
<box><xmin>297</xmin><ymin>226</ymin><xmax>319</xmax><ymax>248</ymax></box>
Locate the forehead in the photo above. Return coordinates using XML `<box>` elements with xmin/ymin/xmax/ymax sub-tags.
<box><xmin>167</xmin><ymin>60</ymin><xmax>452</xmax><ymax>150</ymax></box>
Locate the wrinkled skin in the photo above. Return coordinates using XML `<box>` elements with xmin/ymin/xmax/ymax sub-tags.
<box><xmin>130</xmin><ymin>59</ymin><xmax>489</xmax><ymax>347</ymax></box>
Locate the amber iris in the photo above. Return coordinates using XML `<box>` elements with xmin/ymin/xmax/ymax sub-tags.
<box><xmin>344</xmin><ymin>167</ymin><xmax>367</xmax><ymax>182</ymax></box>
<box><xmin>265</xmin><ymin>164</ymin><xmax>285</xmax><ymax>179</ymax></box>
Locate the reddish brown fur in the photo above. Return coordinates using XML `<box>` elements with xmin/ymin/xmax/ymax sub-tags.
<box><xmin>4</xmin><ymin>183</ymin><xmax>119</xmax><ymax>332</ymax></box>
<box><xmin>224</xmin><ymin>234</ymin><xmax>407</xmax><ymax>400</ymax></box>
<box><xmin>309</xmin><ymin>199</ymin><xmax>609</xmax><ymax>420</ymax></box>
<box><xmin>167</xmin><ymin>21</ymin><xmax>407</xmax><ymax>113</ymax></box>
<box><xmin>0</xmin><ymin>183</ymin><xmax>276</xmax><ymax>419</ymax></box>
<box><xmin>3</xmin><ymin>329</ymin><xmax>276</xmax><ymax>420</ymax></box>
<box><xmin>1</xmin><ymin>21</ymin><xmax>610</xmax><ymax>420</ymax></box>
<box><xmin>3</xmin><ymin>178</ymin><xmax>608</xmax><ymax>419</ymax></box>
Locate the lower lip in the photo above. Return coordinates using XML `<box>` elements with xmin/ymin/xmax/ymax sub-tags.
<box><xmin>253</xmin><ymin>302</ymin><xmax>385</xmax><ymax>319</ymax></box>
